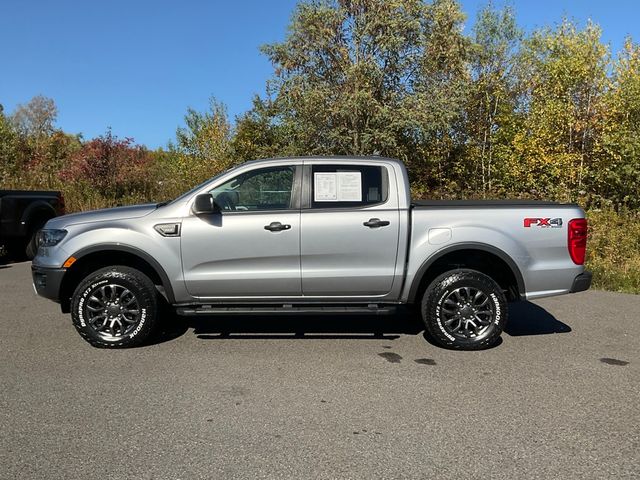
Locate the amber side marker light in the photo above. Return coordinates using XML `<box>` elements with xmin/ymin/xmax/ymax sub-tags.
<box><xmin>63</xmin><ymin>256</ymin><xmax>77</xmax><ymax>268</ymax></box>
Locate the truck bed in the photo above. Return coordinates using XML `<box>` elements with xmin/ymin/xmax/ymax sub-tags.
<box><xmin>406</xmin><ymin>200</ymin><xmax>586</xmax><ymax>300</ymax></box>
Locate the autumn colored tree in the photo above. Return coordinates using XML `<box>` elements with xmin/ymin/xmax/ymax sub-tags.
<box><xmin>59</xmin><ymin>130</ymin><xmax>155</xmax><ymax>199</ymax></box>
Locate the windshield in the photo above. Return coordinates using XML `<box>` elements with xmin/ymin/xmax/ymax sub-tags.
<box><xmin>162</xmin><ymin>164</ymin><xmax>242</xmax><ymax>206</ymax></box>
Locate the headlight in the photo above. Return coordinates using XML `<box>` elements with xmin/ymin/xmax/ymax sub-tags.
<box><xmin>37</xmin><ymin>229</ymin><xmax>68</xmax><ymax>247</ymax></box>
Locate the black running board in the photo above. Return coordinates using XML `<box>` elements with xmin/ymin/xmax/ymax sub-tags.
<box><xmin>176</xmin><ymin>304</ymin><xmax>397</xmax><ymax>316</ymax></box>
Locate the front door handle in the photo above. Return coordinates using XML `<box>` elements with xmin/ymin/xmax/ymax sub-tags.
<box><xmin>363</xmin><ymin>218</ymin><xmax>390</xmax><ymax>228</ymax></box>
<box><xmin>264</xmin><ymin>221</ymin><xmax>291</xmax><ymax>232</ymax></box>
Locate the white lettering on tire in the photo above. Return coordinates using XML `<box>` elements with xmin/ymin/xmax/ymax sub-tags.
<box><xmin>435</xmin><ymin>289</ymin><xmax>456</xmax><ymax>341</ymax></box>
<box><xmin>129</xmin><ymin>308</ymin><xmax>147</xmax><ymax>338</ymax></box>
<box><xmin>490</xmin><ymin>293</ymin><xmax>501</xmax><ymax>325</ymax></box>
<box><xmin>78</xmin><ymin>279</ymin><xmax>109</xmax><ymax>327</ymax></box>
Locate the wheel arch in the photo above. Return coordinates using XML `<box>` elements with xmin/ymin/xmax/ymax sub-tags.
<box><xmin>20</xmin><ymin>201</ymin><xmax>57</xmax><ymax>234</ymax></box>
<box><xmin>59</xmin><ymin>244</ymin><xmax>176</xmax><ymax>313</ymax></box>
<box><xmin>407</xmin><ymin>243</ymin><xmax>525</xmax><ymax>304</ymax></box>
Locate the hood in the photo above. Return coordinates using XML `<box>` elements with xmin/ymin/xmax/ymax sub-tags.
<box><xmin>46</xmin><ymin>203</ymin><xmax>157</xmax><ymax>229</ymax></box>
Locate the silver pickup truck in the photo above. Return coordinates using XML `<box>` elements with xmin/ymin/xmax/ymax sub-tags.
<box><xmin>32</xmin><ymin>156</ymin><xmax>591</xmax><ymax>350</ymax></box>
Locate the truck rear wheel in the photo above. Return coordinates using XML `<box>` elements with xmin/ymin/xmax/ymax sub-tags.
<box><xmin>71</xmin><ymin>266</ymin><xmax>158</xmax><ymax>348</ymax></box>
<box><xmin>421</xmin><ymin>269</ymin><xmax>507</xmax><ymax>350</ymax></box>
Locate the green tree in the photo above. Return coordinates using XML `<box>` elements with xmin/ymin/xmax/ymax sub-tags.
<box><xmin>10</xmin><ymin>94</ymin><xmax>58</xmax><ymax>139</ymax></box>
<box><xmin>404</xmin><ymin>0</ymin><xmax>469</xmax><ymax>193</ymax></box>
<box><xmin>464</xmin><ymin>3</ymin><xmax>521</xmax><ymax>195</ymax></box>
<box><xmin>176</xmin><ymin>97</ymin><xmax>231</xmax><ymax>161</ymax></box>
<box><xmin>595</xmin><ymin>38</ymin><xmax>640</xmax><ymax>208</ymax></box>
<box><xmin>246</xmin><ymin>0</ymin><xmax>471</xmax><ymax>195</ymax></box>
<box><xmin>502</xmin><ymin>20</ymin><xmax>609</xmax><ymax>200</ymax></box>
<box><xmin>261</xmin><ymin>0</ymin><xmax>426</xmax><ymax>158</ymax></box>
<box><xmin>232</xmin><ymin>95</ymin><xmax>293</xmax><ymax>161</ymax></box>
<box><xmin>173</xmin><ymin>97</ymin><xmax>233</xmax><ymax>185</ymax></box>
<box><xmin>0</xmin><ymin>107</ymin><xmax>19</xmax><ymax>180</ymax></box>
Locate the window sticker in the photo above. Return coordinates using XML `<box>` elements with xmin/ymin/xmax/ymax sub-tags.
<box><xmin>336</xmin><ymin>172</ymin><xmax>362</xmax><ymax>201</ymax></box>
<box><xmin>314</xmin><ymin>173</ymin><xmax>338</xmax><ymax>201</ymax></box>
<box><xmin>314</xmin><ymin>171</ymin><xmax>362</xmax><ymax>202</ymax></box>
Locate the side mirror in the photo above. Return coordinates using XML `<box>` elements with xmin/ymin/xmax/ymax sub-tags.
<box><xmin>192</xmin><ymin>193</ymin><xmax>221</xmax><ymax>215</ymax></box>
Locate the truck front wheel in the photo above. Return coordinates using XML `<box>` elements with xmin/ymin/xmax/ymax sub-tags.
<box><xmin>71</xmin><ymin>266</ymin><xmax>159</xmax><ymax>348</ymax></box>
<box><xmin>421</xmin><ymin>269</ymin><xmax>507</xmax><ymax>350</ymax></box>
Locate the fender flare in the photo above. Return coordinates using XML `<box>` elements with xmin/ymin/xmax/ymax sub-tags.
<box><xmin>20</xmin><ymin>201</ymin><xmax>57</xmax><ymax>233</ymax></box>
<box><xmin>407</xmin><ymin>242</ymin><xmax>526</xmax><ymax>303</ymax></box>
<box><xmin>70</xmin><ymin>244</ymin><xmax>177</xmax><ymax>304</ymax></box>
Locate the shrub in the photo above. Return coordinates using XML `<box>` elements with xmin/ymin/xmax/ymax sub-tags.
<box><xmin>59</xmin><ymin>131</ymin><xmax>157</xmax><ymax>200</ymax></box>
<box><xmin>586</xmin><ymin>209</ymin><xmax>640</xmax><ymax>294</ymax></box>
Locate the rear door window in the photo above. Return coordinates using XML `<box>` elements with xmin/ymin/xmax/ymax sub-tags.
<box><xmin>310</xmin><ymin>165</ymin><xmax>387</xmax><ymax>208</ymax></box>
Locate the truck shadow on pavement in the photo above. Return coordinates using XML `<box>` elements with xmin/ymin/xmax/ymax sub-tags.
<box><xmin>504</xmin><ymin>301</ymin><xmax>572</xmax><ymax>336</ymax></box>
<box><xmin>152</xmin><ymin>301</ymin><xmax>571</xmax><ymax>345</ymax></box>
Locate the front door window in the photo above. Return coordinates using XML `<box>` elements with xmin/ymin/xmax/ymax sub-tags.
<box><xmin>209</xmin><ymin>166</ymin><xmax>295</xmax><ymax>211</ymax></box>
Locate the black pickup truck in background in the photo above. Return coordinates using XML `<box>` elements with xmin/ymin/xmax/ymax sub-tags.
<box><xmin>0</xmin><ymin>190</ymin><xmax>65</xmax><ymax>259</ymax></box>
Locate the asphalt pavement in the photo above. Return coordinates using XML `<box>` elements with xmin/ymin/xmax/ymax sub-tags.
<box><xmin>0</xmin><ymin>261</ymin><xmax>638</xmax><ymax>479</ymax></box>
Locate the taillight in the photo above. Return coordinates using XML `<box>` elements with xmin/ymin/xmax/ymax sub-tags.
<box><xmin>568</xmin><ymin>218</ymin><xmax>587</xmax><ymax>265</ymax></box>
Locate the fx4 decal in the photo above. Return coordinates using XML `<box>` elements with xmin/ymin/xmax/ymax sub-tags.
<box><xmin>524</xmin><ymin>217</ymin><xmax>563</xmax><ymax>228</ymax></box>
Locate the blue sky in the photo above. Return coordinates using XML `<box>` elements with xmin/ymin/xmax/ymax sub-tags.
<box><xmin>1</xmin><ymin>0</ymin><xmax>639</xmax><ymax>149</ymax></box>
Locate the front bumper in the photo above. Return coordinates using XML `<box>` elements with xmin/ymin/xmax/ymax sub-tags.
<box><xmin>570</xmin><ymin>271</ymin><xmax>592</xmax><ymax>293</ymax></box>
<box><xmin>31</xmin><ymin>265</ymin><xmax>66</xmax><ymax>302</ymax></box>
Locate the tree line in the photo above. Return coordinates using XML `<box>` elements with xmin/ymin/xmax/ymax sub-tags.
<box><xmin>1</xmin><ymin>0</ymin><xmax>639</xmax><ymax>210</ymax></box>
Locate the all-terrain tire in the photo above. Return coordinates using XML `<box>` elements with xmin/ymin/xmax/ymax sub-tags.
<box><xmin>71</xmin><ymin>266</ymin><xmax>159</xmax><ymax>348</ymax></box>
<box><xmin>421</xmin><ymin>269</ymin><xmax>507</xmax><ymax>350</ymax></box>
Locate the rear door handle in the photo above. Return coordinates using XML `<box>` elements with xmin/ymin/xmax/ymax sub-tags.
<box><xmin>264</xmin><ymin>221</ymin><xmax>291</xmax><ymax>232</ymax></box>
<box><xmin>363</xmin><ymin>218</ymin><xmax>390</xmax><ymax>228</ymax></box>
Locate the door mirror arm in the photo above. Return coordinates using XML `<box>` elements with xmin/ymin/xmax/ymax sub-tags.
<box><xmin>192</xmin><ymin>193</ymin><xmax>221</xmax><ymax>215</ymax></box>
